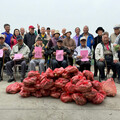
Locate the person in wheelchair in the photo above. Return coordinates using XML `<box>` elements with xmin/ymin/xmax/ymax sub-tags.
<box><xmin>73</xmin><ymin>36</ymin><xmax>91</xmax><ymax>72</ymax></box>
<box><xmin>0</xmin><ymin>34</ymin><xmax>11</xmax><ymax>81</ymax></box>
<box><xmin>29</xmin><ymin>36</ymin><xmax>47</xmax><ymax>74</ymax></box>
<box><xmin>95</xmin><ymin>32</ymin><xmax>120</xmax><ymax>83</ymax></box>
<box><xmin>6</xmin><ymin>35</ymin><xmax>30</xmax><ymax>82</ymax></box>
<box><xmin>50</xmin><ymin>39</ymin><xmax>70</xmax><ymax>70</ymax></box>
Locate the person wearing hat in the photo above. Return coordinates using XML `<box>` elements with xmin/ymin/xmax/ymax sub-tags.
<box><xmin>6</xmin><ymin>35</ymin><xmax>30</xmax><ymax>82</ymax></box>
<box><xmin>63</xmin><ymin>31</ymin><xmax>76</xmax><ymax>65</ymax></box>
<box><xmin>24</xmin><ymin>25</ymin><xmax>36</xmax><ymax>50</ymax></box>
<box><xmin>73</xmin><ymin>36</ymin><xmax>91</xmax><ymax>72</ymax></box>
<box><xmin>50</xmin><ymin>39</ymin><xmax>70</xmax><ymax>70</ymax></box>
<box><xmin>48</xmin><ymin>30</ymin><xmax>60</xmax><ymax>48</ymax></box>
<box><xmin>0</xmin><ymin>34</ymin><xmax>11</xmax><ymax>81</ymax></box>
<box><xmin>29</xmin><ymin>36</ymin><xmax>47</xmax><ymax>74</ymax></box>
<box><xmin>110</xmin><ymin>24</ymin><xmax>120</xmax><ymax>43</ymax></box>
<box><xmin>93</xmin><ymin>27</ymin><xmax>105</xmax><ymax>77</ymax></box>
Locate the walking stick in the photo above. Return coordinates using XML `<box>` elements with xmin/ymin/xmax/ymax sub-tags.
<box><xmin>14</xmin><ymin>60</ymin><xmax>16</xmax><ymax>81</ymax></box>
<box><xmin>1</xmin><ymin>53</ymin><xmax>5</xmax><ymax>80</ymax></box>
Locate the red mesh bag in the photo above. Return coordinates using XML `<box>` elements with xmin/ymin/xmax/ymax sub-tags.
<box><xmin>19</xmin><ymin>82</ymin><xmax>24</xmax><ymax>87</ymax></box>
<box><xmin>55</xmin><ymin>78</ymin><xmax>69</xmax><ymax>88</ymax></box>
<box><xmin>28</xmin><ymin>71</ymin><xmax>40</xmax><ymax>77</ymax></box>
<box><xmin>6</xmin><ymin>82</ymin><xmax>21</xmax><ymax>94</ymax></box>
<box><xmin>74</xmin><ymin>71</ymin><xmax>83</xmax><ymax>76</ymax></box>
<box><xmin>83</xmin><ymin>70</ymin><xmax>94</xmax><ymax>81</ymax></box>
<box><xmin>65</xmin><ymin>65</ymin><xmax>78</xmax><ymax>74</ymax></box>
<box><xmin>72</xmin><ymin>93</ymin><xmax>87</xmax><ymax>105</ymax></box>
<box><xmin>40</xmin><ymin>72</ymin><xmax>47</xmax><ymax>81</ymax></box>
<box><xmin>40</xmin><ymin>78</ymin><xmax>54</xmax><ymax>89</ymax></box>
<box><xmin>82</xmin><ymin>87</ymin><xmax>98</xmax><ymax>101</ymax></box>
<box><xmin>32</xmin><ymin>90</ymin><xmax>42</xmax><ymax>98</ymax></box>
<box><xmin>75</xmin><ymin>80</ymin><xmax>92</xmax><ymax>93</ymax></box>
<box><xmin>45</xmin><ymin>68</ymin><xmax>54</xmax><ymax>78</ymax></box>
<box><xmin>22</xmin><ymin>86</ymin><xmax>36</xmax><ymax>93</ymax></box>
<box><xmin>19</xmin><ymin>88</ymin><xmax>30</xmax><ymax>97</ymax></box>
<box><xmin>34</xmin><ymin>80</ymin><xmax>41</xmax><ymax>90</ymax></box>
<box><xmin>41</xmin><ymin>89</ymin><xmax>50</xmax><ymax>97</ymax></box>
<box><xmin>92</xmin><ymin>93</ymin><xmax>104</xmax><ymax>104</ymax></box>
<box><xmin>62</xmin><ymin>71</ymin><xmax>71</xmax><ymax>79</ymax></box>
<box><xmin>53</xmin><ymin>67</ymin><xmax>65</xmax><ymax>77</ymax></box>
<box><xmin>23</xmin><ymin>77</ymin><xmax>37</xmax><ymax>86</ymax></box>
<box><xmin>92</xmin><ymin>80</ymin><xmax>102</xmax><ymax>91</ymax></box>
<box><xmin>60</xmin><ymin>92</ymin><xmax>73</xmax><ymax>103</ymax></box>
<box><xmin>65</xmin><ymin>82</ymin><xmax>75</xmax><ymax>93</ymax></box>
<box><xmin>102</xmin><ymin>78</ymin><xmax>117</xmax><ymax>97</ymax></box>
<box><xmin>99</xmin><ymin>89</ymin><xmax>106</xmax><ymax>98</ymax></box>
<box><xmin>50</xmin><ymin>91</ymin><xmax>61</xmax><ymax>98</ymax></box>
<box><xmin>71</xmin><ymin>75</ymin><xmax>86</xmax><ymax>84</ymax></box>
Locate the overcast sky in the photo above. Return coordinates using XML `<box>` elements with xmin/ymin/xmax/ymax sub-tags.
<box><xmin>0</xmin><ymin>0</ymin><xmax>120</xmax><ymax>37</ymax></box>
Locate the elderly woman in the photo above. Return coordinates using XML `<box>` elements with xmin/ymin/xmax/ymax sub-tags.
<box><xmin>29</xmin><ymin>36</ymin><xmax>47</xmax><ymax>74</ymax></box>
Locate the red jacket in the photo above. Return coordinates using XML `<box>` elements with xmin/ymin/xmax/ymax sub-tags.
<box><xmin>10</xmin><ymin>36</ymin><xmax>17</xmax><ymax>49</ymax></box>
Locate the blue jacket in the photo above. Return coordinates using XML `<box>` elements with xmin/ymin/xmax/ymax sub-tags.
<box><xmin>2</xmin><ymin>32</ymin><xmax>13</xmax><ymax>46</ymax></box>
<box><xmin>78</xmin><ymin>33</ymin><xmax>94</xmax><ymax>49</ymax></box>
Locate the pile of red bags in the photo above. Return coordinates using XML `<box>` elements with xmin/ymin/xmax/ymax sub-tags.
<box><xmin>6</xmin><ymin>66</ymin><xmax>117</xmax><ymax>105</ymax></box>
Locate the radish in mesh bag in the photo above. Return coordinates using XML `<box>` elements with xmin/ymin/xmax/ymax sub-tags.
<box><xmin>102</xmin><ymin>78</ymin><xmax>117</xmax><ymax>97</ymax></box>
<box><xmin>6</xmin><ymin>82</ymin><xmax>22</xmax><ymax>94</ymax></box>
<box><xmin>75</xmin><ymin>80</ymin><xmax>92</xmax><ymax>93</ymax></box>
<box><xmin>55</xmin><ymin>78</ymin><xmax>69</xmax><ymax>88</ymax></box>
<box><xmin>60</xmin><ymin>92</ymin><xmax>73</xmax><ymax>103</ymax></box>
<box><xmin>83</xmin><ymin>70</ymin><xmax>94</xmax><ymax>81</ymax></box>
<box><xmin>72</xmin><ymin>93</ymin><xmax>87</xmax><ymax>105</ymax></box>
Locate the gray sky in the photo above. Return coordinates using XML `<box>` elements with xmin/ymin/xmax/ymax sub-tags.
<box><xmin>0</xmin><ymin>0</ymin><xmax>120</xmax><ymax>37</ymax></box>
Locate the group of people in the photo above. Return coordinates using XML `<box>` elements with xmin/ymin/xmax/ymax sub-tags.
<box><xmin>1</xmin><ymin>24</ymin><xmax>120</xmax><ymax>83</ymax></box>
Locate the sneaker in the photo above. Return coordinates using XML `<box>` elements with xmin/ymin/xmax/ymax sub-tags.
<box><xmin>117</xmin><ymin>78</ymin><xmax>120</xmax><ymax>84</ymax></box>
<box><xmin>0</xmin><ymin>76</ymin><xmax>3</xmax><ymax>82</ymax></box>
<box><xmin>8</xmin><ymin>76</ymin><xmax>15</xmax><ymax>83</ymax></box>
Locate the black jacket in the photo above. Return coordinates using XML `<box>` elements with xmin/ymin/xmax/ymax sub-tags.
<box><xmin>24</xmin><ymin>32</ymin><xmax>36</xmax><ymax>50</ymax></box>
<box><xmin>50</xmin><ymin>45</ymin><xmax>71</xmax><ymax>60</ymax></box>
<box><xmin>93</xmin><ymin>35</ymin><xmax>102</xmax><ymax>50</ymax></box>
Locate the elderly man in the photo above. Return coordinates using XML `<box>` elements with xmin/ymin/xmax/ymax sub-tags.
<box><xmin>93</xmin><ymin>27</ymin><xmax>105</xmax><ymax>76</ymax></box>
<box><xmin>51</xmin><ymin>29</ymin><xmax>55</xmax><ymax>38</ymax></box>
<box><xmin>20</xmin><ymin>27</ymin><xmax>25</xmax><ymax>39</ymax></box>
<box><xmin>48</xmin><ymin>30</ymin><xmax>60</xmax><ymax>48</ymax></box>
<box><xmin>73</xmin><ymin>27</ymin><xmax>80</xmax><ymax>46</ymax></box>
<box><xmin>50</xmin><ymin>39</ymin><xmax>70</xmax><ymax>70</ymax></box>
<box><xmin>63</xmin><ymin>31</ymin><xmax>76</xmax><ymax>65</ymax></box>
<box><xmin>110</xmin><ymin>24</ymin><xmax>120</xmax><ymax>43</ymax></box>
<box><xmin>24</xmin><ymin>25</ymin><xmax>36</xmax><ymax>50</ymax></box>
<box><xmin>37</xmin><ymin>26</ymin><xmax>49</xmax><ymax>46</ymax></box>
<box><xmin>78</xmin><ymin>26</ymin><xmax>94</xmax><ymax>49</ymax></box>
<box><xmin>74</xmin><ymin>36</ymin><xmax>91</xmax><ymax>72</ymax></box>
<box><xmin>0</xmin><ymin>34</ymin><xmax>11</xmax><ymax>81</ymax></box>
<box><xmin>95</xmin><ymin>32</ymin><xmax>120</xmax><ymax>83</ymax></box>
<box><xmin>1</xmin><ymin>24</ymin><xmax>13</xmax><ymax>46</ymax></box>
<box><xmin>60</xmin><ymin>28</ymin><xmax>66</xmax><ymax>39</ymax></box>
<box><xmin>29</xmin><ymin>37</ymin><xmax>47</xmax><ymax>74</ymax></box>
<box><xmin>6</xmin><ymin>35</ymin><xmax>30</xmax><ymax>82</ymax></box>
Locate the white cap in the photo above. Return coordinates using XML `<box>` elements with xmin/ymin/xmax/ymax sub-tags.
<box><xmin>113</xmin><ymin>24</ymin><xmax>120</xmax><ymax>29</ymax></box>
<box><xmin>80</xmin><ymin>36</ymin><xmax>86</xmax><ymax>41</ymax></box>
<box><xmin>0</xmin><ymin>34</ymin><xmax>5</xmax><ymax>39</ymax></box>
